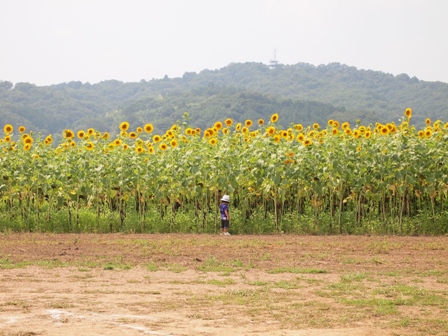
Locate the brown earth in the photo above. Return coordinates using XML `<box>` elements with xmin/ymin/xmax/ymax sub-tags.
<box><xmin>0</xmin><ymin>233</ymin><xmax>447</xmax><ymax>336</ymax></box>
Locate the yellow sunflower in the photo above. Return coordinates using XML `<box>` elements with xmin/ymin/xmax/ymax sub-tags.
<box><xmin>258</xmin><ymin>119</ymin><xmax>264</xmax><ymax>126</ymax></box>
<box><xmin>84</xmin><ymin>142</ymin><xmax>94</xmax><ymax>150</ymax></box>
<box><xmin>129</xmin><ymin>132</ymin><xmax>138</xmax><ymax>139</ymax></box>
<box><xmin>4</xmin><ymin>124</ymin><xmax>13</xmax><ymax>134</ymax></box>
<box><xmin>214</xmin><ymin>121</ymin><xmax>223</xmax><ymax>130</ymax></box>
<box><xmin>153</xmin><ymin>135</ymin><xmax>161</xmax><ymax>143</ymax></box>
<box><xmin>209</xmin><ymin>138</ymin><xmax>218</xmax><ymax>146</ymax></box>
<box><xmin>404</xmin><ymin>108</ymin><xmax>412</xmax><ymax>118</ymax></box>
<box><xmin>144</xmin><ymin>124</ymin><xmax>154</xmax><ymax>133</ymax></box>
<box><xmin>18</xmin><ymin>125</ymin><xmax>26</xmax><ymax>133</ymax></box>
<box><xmin>304</xmin><ymin>139</ymin><xmax>313</xmax><ymax>146</ymax></box>
<box><xmin>120</xmin><ymin>122</ymin><xmax>130</xmax><ymax>131</ymax></box>
<box><xmin>225</xmin><ymin>118</ymin><xmax>233</xmax><ymax>127</ymax></box>
<box><xmin>77</xmin><ymin>130</ymin><xmax>86</xmax><ymax>139</ymax></box>
<box><xmin>245</xmin><ymin>119</ymin><xmax>253</xmax><ymax>127</ymax></box>
<box><xmin>159</xmin><ymin>143</ymin><xmax>168</xmax><ymax>151</ymax></box>
<box><xmin>63</xmin><ymin>129</ymin><xmax>75</xmax><ymax>139</ymax></box>
<box><xmin>270</xmin><ymin>113</ymin><xmax>279</xmax><ymax>123</ymax></box>
<box><xmin>170</xmin><ymin>139</ymin><xmax>178</xmax><ymax>148</ymax></box>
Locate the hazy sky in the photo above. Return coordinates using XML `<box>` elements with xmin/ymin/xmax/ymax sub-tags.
<box><xmin>1</xmin><ymin>0</ymin><xmax>447</xmax><ymax>86</ymax></box>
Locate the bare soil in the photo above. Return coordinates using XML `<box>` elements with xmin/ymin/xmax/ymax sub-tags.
<box><xmin>0</xmin><ymin>233</ymin><xmax>447</xmax><ymax>336</ymax></box>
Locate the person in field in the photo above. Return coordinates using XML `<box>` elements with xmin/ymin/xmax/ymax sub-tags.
<box><xmin>220</xmin><ymin>195</ymin><xmax>231</xmax><ymax>235</ymax></box>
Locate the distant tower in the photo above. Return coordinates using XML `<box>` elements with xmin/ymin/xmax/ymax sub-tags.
<box><xmin>269</xmin><ymin>49</ymin><xmax>279</xmax><ymax>69</ymax></box>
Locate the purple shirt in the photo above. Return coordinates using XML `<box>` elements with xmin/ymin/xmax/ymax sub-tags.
<box><xmin>220</xmin><ymin>203</ymin><xmax>229</xmax><ymax>219</ymax></box>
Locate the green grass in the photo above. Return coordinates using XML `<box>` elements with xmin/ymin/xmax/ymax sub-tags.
<box><xmin>321</xmin><ymin>282</ymin><xmax>366</xmax><ymax>298</ymax></box>
<box><xmin>0</xmin><ymin>256</ymin><xmax>31</xmax><ymax>269</ymax></box>
<box><xmin>166</xmin><ymin>263</ymin><xmax>188</xmax><ymax>273</ymax></box>
<box><xmin>146</xmin><ymin>262</ymin><xmax>159</xmax><ymax>272</ymax></box>
<box><xmin>202</xmin><ymin>278</ymin><xmax>236</xmax><ymax>286</ymax></box>
<box><xmin>249</xmin><ymin>280</ymin><xmax>269</xmax><ymax>286</ymax></box>
<box><xmin>102</xmin><ymin>262</ymin><xmax>132</xmax><ymax>270</ymax></box>
<box><xmin>267</xmin><ymin>267</ymin><xmax>327</xmax><ymax>274</ymax></box>
<box><xmin>339</xmin><ymin>297</ymin><xmax>412</xmax><ymax>308</ymax></box>
<box><xmin>340</xmin><ymin>271</ymin><xmax>368</xmax><ymax>283</ymax></box>
<box><xmin>196</xmin><ymin>256</ymin><xmax>238</xmax><ymax>273</ymax></box>
<box><xmin>272</xmin><ymin>280</ymin><xmax>301</xmax><ymax>289</ymax></box>
<box><xmin>389</xmin><ymin>316</ymin><xmax>448</xmax><ymax>334</ymax></box>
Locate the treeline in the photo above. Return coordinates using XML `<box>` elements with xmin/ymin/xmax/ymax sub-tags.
<box><xmin>1</xmin><ymin>62</ymin><xmax>448</xmax><ymax>139</ymax></box>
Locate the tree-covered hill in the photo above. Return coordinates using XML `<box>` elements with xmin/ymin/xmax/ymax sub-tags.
<box><xmin>1</xmin><ymin>62</ymin><xmax>447</xmax><ymax>139</ymax></box>
<box><xmin>186</xmin><ymin>62</ymin><xmax>448</xmax><ymax>126</ymax></box>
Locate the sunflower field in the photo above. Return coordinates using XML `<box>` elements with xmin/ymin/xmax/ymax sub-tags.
<box><xmin>1</xmin><ymin>109</ymin><xmax>447</xmax><ymax>234</ymax></box>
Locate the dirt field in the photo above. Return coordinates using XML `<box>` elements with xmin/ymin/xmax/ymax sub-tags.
<box><xmin>0</xmin><ymin>233</ymin><xmax>447</xmax><ymax>336</ymax></box>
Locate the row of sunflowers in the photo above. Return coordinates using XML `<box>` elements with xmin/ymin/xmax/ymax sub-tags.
<box><xmin>1</xmin><ymin>108</ymin><xmax>446</xmax><ymax>153</ymax></box>
<box><xmin>0</xmin><ymin>108</ymin><xmax>447</xmax><ymax>234</ymax></box>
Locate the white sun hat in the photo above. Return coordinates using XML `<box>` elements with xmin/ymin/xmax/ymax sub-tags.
<box><xmin>221</xmin><ymin>195</ymin><xmax>230</xmax><ymax>202</ymax></box>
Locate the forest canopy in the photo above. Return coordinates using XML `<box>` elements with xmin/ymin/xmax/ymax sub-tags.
<box><xmin>1</xmin><ymin>62</ymin><xmax>447</xmax><ymax>140</ymax></box>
